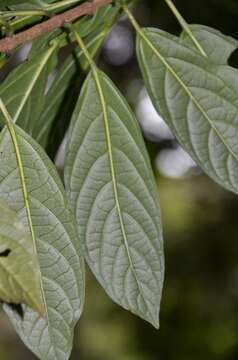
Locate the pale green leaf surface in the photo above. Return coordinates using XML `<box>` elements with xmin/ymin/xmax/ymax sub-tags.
<box><xmin>137</xmin><ymin>27</ymin><xmax>238</xmax><ymax>194</ymax></box>
<box><xmin>65</xmin><ymin>70</ymin><xmax>164</xmax><ymax>328</ymax></box>
<box><xmin>0</xmin><ymin>200</ymin><xmax>43</xmax><ymax>313</ymax></box>
<box><xmin>0</xmin><ymin>44</ymin><xmax>57</xmax><ymax>137</ymax></box>
<box><xmin>0</xmin><ymin>125</ymin><xmax>85</xmax><ymax>360</ymax></box>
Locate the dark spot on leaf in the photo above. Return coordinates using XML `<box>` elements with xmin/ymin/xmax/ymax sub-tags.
<box><xmin>228</xmin><ymin>48</ymin><xmax>238</xmax><ymax>68</ymax></box>
<box><xmin>0</xmin><ymin>248</ymin><xmax>11</xmax><ymax>257</ymax></box>
<box><xmin>0</xmin><ymin>301</ymin><xmax>24</xmax><ymax>318</ymax></box>
<box><xmin>7</xmin><ymin>303</ymin><xmax>24</xmax><ymax>318</ymax></box>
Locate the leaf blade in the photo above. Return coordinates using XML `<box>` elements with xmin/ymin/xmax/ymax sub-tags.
<box><xmin>137</xmin><ymin>27</ymin><xmax>238</xmax><ymax>194</ymax></box>
<box><xmin>65</xmin><ymin>70</ymin><xmax>164</xmax><ymax>328</ymax></box>
<box><xmin>0</xmin><ymin>104</ymin><xmax>85</xmax><ymax>359</ymax></box>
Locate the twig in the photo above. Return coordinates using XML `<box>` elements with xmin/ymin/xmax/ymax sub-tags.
<box><xmin>0</xmin><ymin>0</ymin><xmax>113</xmax><ymax>54</ymax></box>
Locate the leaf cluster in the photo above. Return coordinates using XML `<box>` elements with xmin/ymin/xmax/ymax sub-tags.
<box><xmin>0</xmin><ymin>0</ymin><xmax>238</xmax><ymax>359</ymax></box>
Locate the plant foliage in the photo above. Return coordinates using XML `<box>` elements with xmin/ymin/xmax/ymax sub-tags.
<box><xmin>0</xmin><ymin>0</ymin><xmax>238</xmax><ymax>359</ymax></box>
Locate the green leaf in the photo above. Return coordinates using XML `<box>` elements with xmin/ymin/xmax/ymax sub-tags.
<box><xmin>0</xmin><ymin>104</ymin><xmax>85</xmax><ymax>360</ymax></box>
<box><xmin>0</xmin><ymin>42</ymin><xmax>58</xmax><ymax>137</ymax></box>
<box><xmin>137</xmin><ymin>26</ymin><xmax>238</xmax><ymax>194</ymax></box>
<box><xmin>0</xmin><ymin>200</ymin><xmax>43</xmax><ymax>314</ymax></box>
<box><xmin>65</xmin><ymin>69</ymin><xmax>164</xmax><ymax>328</ymax></box>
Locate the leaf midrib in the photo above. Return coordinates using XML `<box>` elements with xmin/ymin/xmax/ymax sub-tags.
<box><xmin>139</xmin><ymin>29</ymin><xmax>238</xmax><ymax>165</ymax></box>
<box><xmin>91</xmin><ymin>70</ymin><xmax>154</xmax><ymax>320</ymax></box>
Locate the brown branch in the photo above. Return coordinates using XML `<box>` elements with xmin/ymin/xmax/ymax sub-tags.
<box><xmin>0</xmin><ymin>0</ymin><xmax>113</xmax><ymax>53</ymax></box>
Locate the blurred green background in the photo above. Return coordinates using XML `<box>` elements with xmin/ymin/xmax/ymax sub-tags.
<box><xmin>2</xmin><ymin>0</ymin><xmax>238</xmax><ymax>359</ymax></box>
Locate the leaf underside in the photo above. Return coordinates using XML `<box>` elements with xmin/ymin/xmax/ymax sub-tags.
<box><xmin>0</xmin><ymin>125</ymin><xmax>85</xmax><ymax>360</ymax></box>
<box><xmin>65</xmin><ymin>69</ymin><xmax>164</xmax><ymax>328</ymax></box>
<box><xmin>137</xmin><ymin>25</ymin><xmax>238</xmax><ymax>194</ymax></box>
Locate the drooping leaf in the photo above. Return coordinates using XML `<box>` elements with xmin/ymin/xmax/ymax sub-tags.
<box><xmin>0</xmin><ymin>42</ymin><xmax>58</xmax><ymax>137</ymax></box>
<box><xmin>137</xmin><ymin>27</ymin><xmax>238</xmax><ymax>194</ymax></box>
<box><xmin>0</xmin><ymin>200</ymin><xmax>43</xmax><ymax>313</ymax></box>
<box><xmin>65</xmin><ymin>69</ymin><xmax>164</xmax><ymax>328</ymax></box>
<box><xmin>0</xmin><ymin>104</ymin><xmax>85</xmax><ymax>360</ymax></box>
